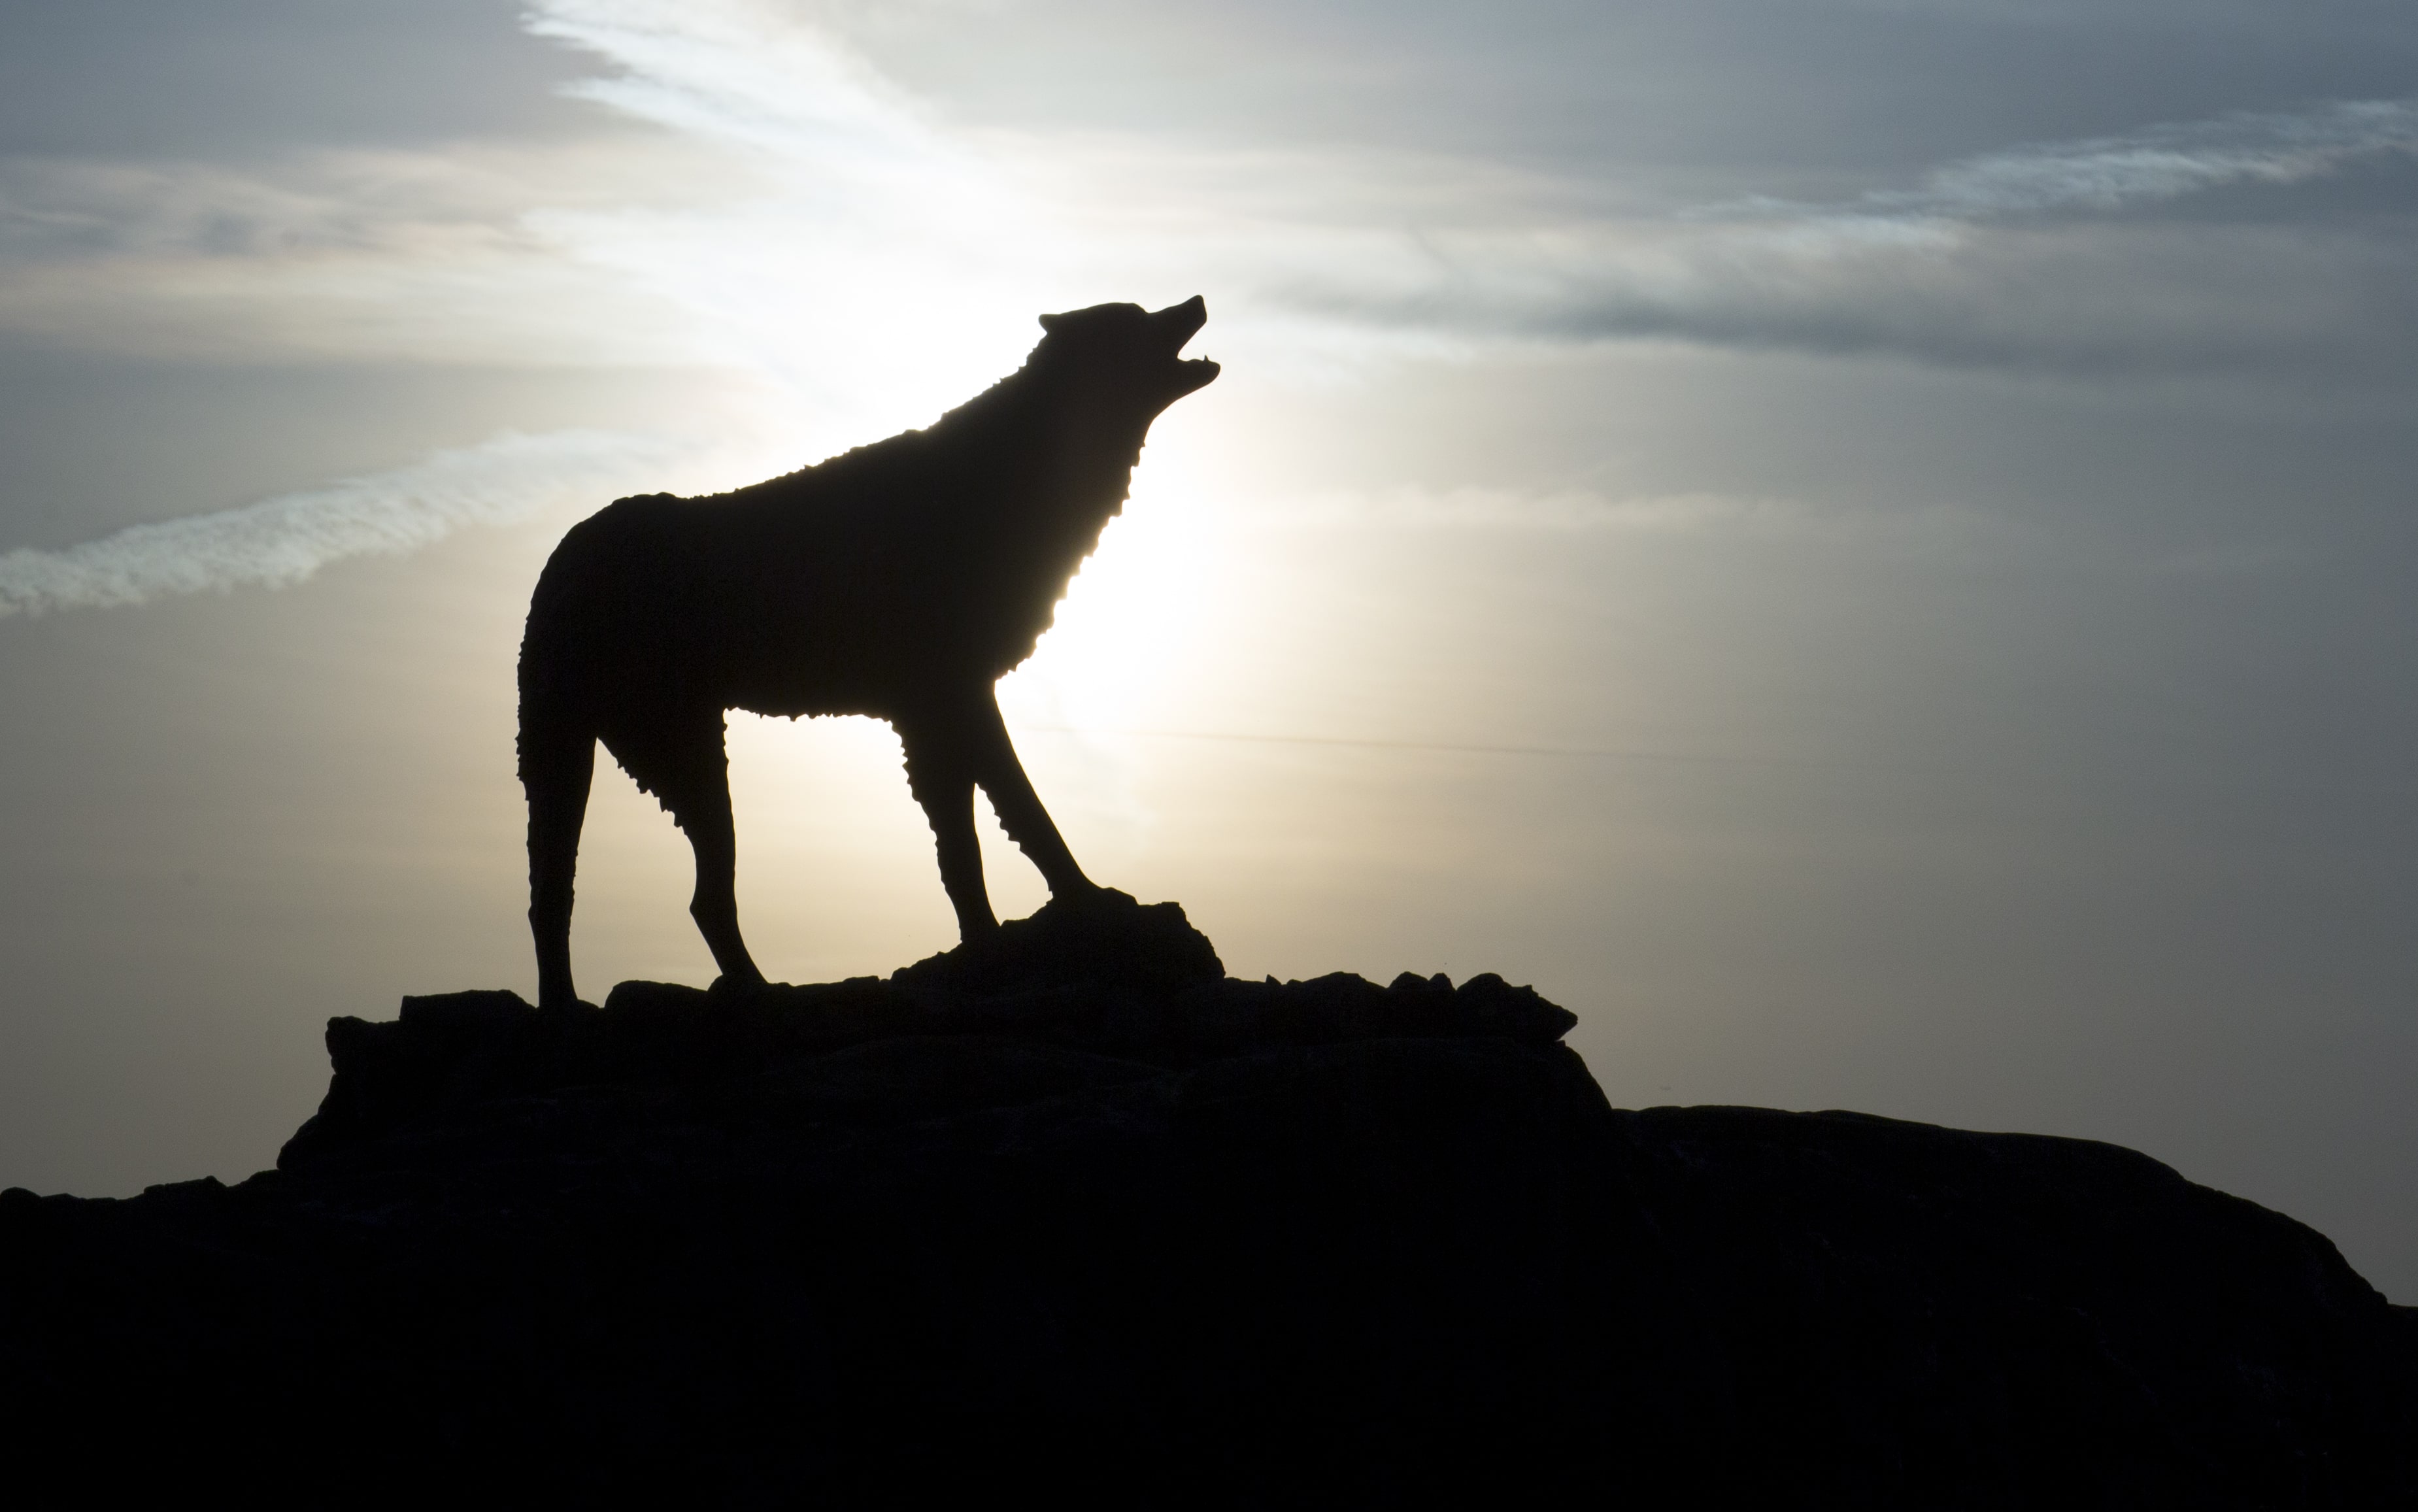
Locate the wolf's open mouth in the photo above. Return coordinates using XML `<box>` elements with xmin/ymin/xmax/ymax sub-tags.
<box><xmin>1153</xmin><ymin>296</ymin><xmax>1217</xmax><ymax>390</ymax></box>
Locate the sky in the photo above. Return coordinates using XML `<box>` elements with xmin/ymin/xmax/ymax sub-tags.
<box><xmin>0</xmin><ymin>0</ymin><xmax>2412</xmax><ymax>1295</ymax></box>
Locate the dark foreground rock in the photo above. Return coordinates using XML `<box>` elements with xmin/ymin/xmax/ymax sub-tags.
<box><xmin>4</xmin><ymin>894</ymin><xmax>2413</xmax><ymax>1506</ymax></box>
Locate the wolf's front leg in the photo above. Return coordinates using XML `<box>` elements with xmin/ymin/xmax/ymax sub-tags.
<box><xmin>965</xmin><ymin>694</ymin><xmax>1096</xmax><ymax>899</ymax></box>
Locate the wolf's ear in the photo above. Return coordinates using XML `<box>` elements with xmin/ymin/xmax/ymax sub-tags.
<box><xmin>1038</xmin><ymin>311</ymin><xmax>1066</xmax><ymax>333</ymax></box>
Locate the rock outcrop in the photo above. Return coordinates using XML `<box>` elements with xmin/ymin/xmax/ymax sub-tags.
<box><xmin>4</xmin><ymin>894</ymin><xmax>2412</xmax><ymax>1505</ymax></box>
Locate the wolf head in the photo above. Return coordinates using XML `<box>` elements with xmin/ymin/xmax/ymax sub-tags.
<box><xmin>1032</xmin><ymin>297</ymin><xmax>1220</xmax><ymax>425</ymax></box>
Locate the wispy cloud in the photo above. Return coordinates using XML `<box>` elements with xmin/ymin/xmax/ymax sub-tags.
<box><xmin>0</xmin><ymin>146</ymin><xmax>726</xmax><ymax>366</ymax></box>
<box><xmin>0</xmin><ymin>430</ymin><xmax>679</xmax><ymax>616</ymax></box>
<box><xmin>516</xmin><ymin>0</ymin><xmax>1079</xmax><ymax>428</ymax></box>
<box><xmin>528</xmin><ymin>0</ymin><xmax>960</xmax><ymax>173</ymax></box>
<box><xmin>8</xmin><ymin>3</ymin><xmax>2413</xmax><ymax>382</ymax></box>
<box><xmin>514</xmin><ymin>3</ymin><xmax>2418</xmax><ymax>378</ymax></box>
<box><xmin>1732</xmin><ymin>97</ymin><xmax>2418</xmax><ymax>224</ymax></box>
<box><xmin>1256</xmin><ymin>95</ymin><xmax>2418</xmax><ymax>370</ymax></box>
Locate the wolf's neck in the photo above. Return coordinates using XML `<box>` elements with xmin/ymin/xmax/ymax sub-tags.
<box><xmin>931</xmin><ymin>367</ymin><xmax>1145</xmax><ymax>548</ymax></box>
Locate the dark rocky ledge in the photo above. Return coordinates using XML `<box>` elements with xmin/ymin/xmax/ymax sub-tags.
<box><xmin>4</xmin><ymin>893</ymin><xmax>2413</xmax><ymax>1505</ymax></box>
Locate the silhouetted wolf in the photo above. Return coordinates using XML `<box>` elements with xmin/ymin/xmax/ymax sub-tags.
<box><xmin>518</xmin><ymin>298</ymin><xmax>1219</xmax><ymax>1007</ymax></box>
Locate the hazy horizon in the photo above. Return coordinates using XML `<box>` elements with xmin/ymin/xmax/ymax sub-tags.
<box><xmin>2</xmin><ymin>0</ymin><xmax>2413</xmax><ymax>1298</ymax></box>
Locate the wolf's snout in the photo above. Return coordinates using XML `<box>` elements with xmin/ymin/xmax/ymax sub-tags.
<box><xmin>1152</xmin><ymin>295</ymin><xmax>1209</xmax><ymax>348</ymax></box>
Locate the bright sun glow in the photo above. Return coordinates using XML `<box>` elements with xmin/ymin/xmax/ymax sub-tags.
<box><xmin>1001</xmin><ymin>468</ymin><xmax>1230</xmax><ymax>738</ymax></box>
<box><xmin>513</xmin><ymin>0</ymin><xmax>1266</xmax><ymax>773</ymax></box>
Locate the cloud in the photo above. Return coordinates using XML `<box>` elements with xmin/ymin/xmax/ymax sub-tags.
<box><xmin>0</xmin><ymin>429</ymin><xmax>680</xmax><ymax>617</ymax></box>
<box><xmin>8</xmin><ymin>3</ymin><xmax>2413</xmax><ymax>384</ymax></box>
<box><xmin>527</xmin><ymin>0</ymin><xmax>959</xmax><ymax>173</ymax></box>
<box><xmin>1321</xmin><ymin>217</ymin><xmax>2418</xmax><ymax>378</ymax></box>
<box><xmin>1750</xmin><ymin>97</ymin><xmax>2418</xmax><ymax>222</ymax></box>
<box><xmin>1252</xmin><ymin>95</ymin><xmax>2418</xmax><ymax>375</ymax></box>
<box><xmin>516</xmin><ymin>4</ymin><xmax>2418</xmax><ymax>380</ymax></box>
<box><xmin>0</xmin><ymin>146</ymin><xmax>728</xmax><ymax>366</ymax></box>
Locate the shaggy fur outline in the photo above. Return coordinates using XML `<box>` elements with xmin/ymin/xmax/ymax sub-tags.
<box><xmin>516</xmin><ymin>297</ymin><xmax>1219</xmax><ymax>1008</ymax></box>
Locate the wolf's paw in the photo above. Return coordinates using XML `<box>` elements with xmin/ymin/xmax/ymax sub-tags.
<box><xmin>1043</xmin><ymin>879</ymin><xmax>1118</xmax><ymax>915</ymax></box>
<box><xmin>707</xmin><ymin>971</ymin><xmax>773</xmax><ymax>1003</ymax></box>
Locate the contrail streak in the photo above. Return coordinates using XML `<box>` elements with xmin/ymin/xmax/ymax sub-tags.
<box><xmin>0</xmin><ymin>429</ymin><xmax>675</xmax><ymax>618</ymax></box>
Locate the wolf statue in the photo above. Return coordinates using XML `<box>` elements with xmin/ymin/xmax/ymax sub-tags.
<box><xmin>516</xmin><ymin>297</ymin><xmax>1219</xmax><ymax>1009</ymax></box>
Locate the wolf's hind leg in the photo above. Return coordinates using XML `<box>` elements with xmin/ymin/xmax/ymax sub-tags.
<box><xmin>966</xmin><ymin>694</ymin><xmax>1096</xmax><ymax>899</ymax></box>
<box><xmin>522</xmin><ymin>722</ymin><xmax>596</xmax><ymax>1010</ymax></box>
<box><xmin>901</xmin><ymin>721</ymin><xmax>997</xmax><ymax>939</ymax></box>
<box><xmin>659</xmin><ymin>728</ymin><xmax>765</xmax><ymax>990</ymax></box>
